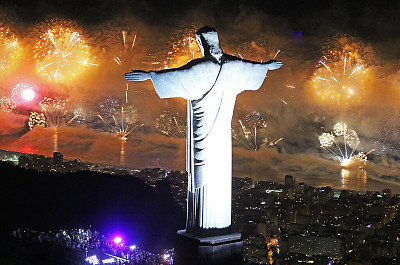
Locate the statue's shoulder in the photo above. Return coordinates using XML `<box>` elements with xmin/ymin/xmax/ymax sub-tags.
<box><xmin>181</xmin><ymin>57</ymin><xmax>216</xmax><ymax>70</ymax></box>
<box><xmin>221</xmin><ymin>54</ymin><xmax>245</xmax><ymax>67</ymax></box>
<box><xmin>222</xmin><ymin>54</ymin><xmax>242</xmax><ymax>62</ymax></box>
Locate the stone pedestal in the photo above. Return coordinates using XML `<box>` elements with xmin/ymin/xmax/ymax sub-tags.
<box><xmin>174</xmin><ymin>230</ymin><xmax>243</xmax><ymax>265</ymax></box>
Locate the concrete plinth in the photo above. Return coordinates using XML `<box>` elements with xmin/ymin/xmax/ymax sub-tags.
<box><xmin>174</xmin><ymin>230</ymin><xmax>243</xmax><ymax>265</ymax></box>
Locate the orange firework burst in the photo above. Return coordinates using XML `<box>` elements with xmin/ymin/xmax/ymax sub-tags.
<box><xmin>163</xmin><ymin>36</ymin><xmax>202</xmax><ymax>69</ymax></box>
<box><xmin>0</xmin><ymin>97</ymin><xmax>16</xmax><ymax>112</ymax></box>
<box><xmin>33</xmin><ymin>20</ymin><xmax>92</xmax><ymax>82</ymax></box>
<box><xmin>98</xmin><ymin>104</ymin><xmax>143</xmax><ymax>140</ymax></box>
<box><xmin>28</xmin><ymin>112</ymin><xmax>46</xmax><ymax>130</ymax></box>
<box><xmin>0</xmin><ymin>26</ymin><xmax>22</xmax><ymax>78</ymax></box>
<box><xmin>311</xmin><ymin>41</ymin><xmax>369</xmax><ymax>105</ymax></box>
<box><xmin>39</xmin><ymin>97</ymin><xmax>67</xmax><ymax>129</ymax></box>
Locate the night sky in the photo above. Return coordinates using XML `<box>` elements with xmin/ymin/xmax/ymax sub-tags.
<box><xmin>1</xmin><ymin>0</ymin><xmax>400</xmax><ymax>192</ymax></box>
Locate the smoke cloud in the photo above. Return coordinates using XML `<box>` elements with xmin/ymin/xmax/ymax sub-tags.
<box><xmin>1</xmin><ymin>1</ymin><xmax>400</xmax><ymax>192</ymax></box>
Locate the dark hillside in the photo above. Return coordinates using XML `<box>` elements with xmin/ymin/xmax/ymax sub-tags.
<box><xmin>0</xmin><ymin>161</ymin><xmax>185</xmax><ymax>252</ymax></box>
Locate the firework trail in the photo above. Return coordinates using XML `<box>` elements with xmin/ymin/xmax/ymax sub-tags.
<box><xmin>113</xmin><ymin>30</ymin><xmax>137</xmax><ymax>66</ymax></box>
<box><xmin>263</xmin><ymin>137</ymin><xmax>284</xmax><ymax>148</ymax></box>
<box><xmin>273</xmin><ymin>49</ymin><xmax>280</xmax><ymax>60</ymax></box>
<box><xmin>67</xmin><ymin>107</ymin><xmax>86</xmax><ymax>124</ymax></box>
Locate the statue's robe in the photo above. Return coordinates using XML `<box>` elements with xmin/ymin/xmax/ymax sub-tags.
<box><xmin>150</xmin><ymin>54</ymin><xmax>269</xmax><ymax>235</ymax></box>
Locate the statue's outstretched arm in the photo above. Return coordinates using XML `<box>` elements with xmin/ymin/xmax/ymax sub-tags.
<box><xmin>124</xmin><ymin>70</ymin><xmax>151</xmax><ymax>81</ymax></box>
<box><xmin>265</xmin><ymin>59</ymin><xmax>283</xmax><ymax>70</ymax></box>
<box><xmin>239</xmin><ymin>57</ymin><xmax>282</xmax><ymax>71</ymax></box>
<box><xmin>124</xmin><ymin>58</ymin><xmax>205</xmax><ymax>82</ymax></box>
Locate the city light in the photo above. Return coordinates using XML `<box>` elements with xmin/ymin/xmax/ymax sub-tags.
<box><xmin>113</xmin><ymin>236</ymin><xmax>122</xmax><ymax>244</ymax></box>
<box><xmin>85</xmin><ymin>255</ymin><xmax>99</xmax><ymax>265</ymax></box>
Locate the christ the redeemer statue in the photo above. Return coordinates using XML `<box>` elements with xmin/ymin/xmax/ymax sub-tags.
<box><xmin>125</xmin><ymin>26</ymin><xmax>282</xmax><ymax>237</ymax></box>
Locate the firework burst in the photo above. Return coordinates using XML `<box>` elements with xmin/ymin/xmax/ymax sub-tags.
<box><xmin>311</xmin><ymin>44</ymin><xmax>368</xmax><ymax>104</ymax></box>
<box><xmin>67</xmin><ymin>107</ymin><xmax>86</xmax><ymax>124</ymax></box>
<box><xmin>319</xmin><ymin>122</ymin><xmax>373</xmax><ymax>168</ymax></box>
<box><xmin>99</xmin><ymin>95</ymin><xmax>118</xmax><ymax>120</ymax></box>
<box><xmin>0</xmin><ymin>97</ymin><xmax>16</xmax><ymax>112</ymax></box>
<box><xmin>11</xmin><ymin>83</ymin><xmax>37</xmax><ymax>106</ymax></box>
<box><xmin>156</xmin><ymin>110</ymin><xmax>185</xmax><ymax>137</ymax></box>
<box><xmin>33</xmin><ymin>20</ymin><xmax>93</xmax><ymax>82</ymax></box>
<box><xmin>0</xmin><ymin>26</ymin><xmax>22</xmax><ymax>78</ymax></box>
<box><xmin>98</xmin><ymin>100</ymin><xmax>143</xmax><ymax>140</ymax></box>
<box><xmin>162</xmin><ymin>35</ymin><xmax>202</xmax><ymax>69</ymax></box>
<box><xmin>28</xmin><ymin>112</ymin><xmax>46</xmax><ymax>130</ymax></box>
<box><xmin>232</xmin><ymin>111</ymin><xmax>271</xmax><ymax>151</ymax></box>
<box><xmin>39</xmin><ymin>97</ymin><xmax>67</xmax><ymax>129</ymax></box>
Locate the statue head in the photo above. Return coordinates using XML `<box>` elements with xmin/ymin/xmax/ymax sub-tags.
<box><xmin>195</xmin><ymin>26</ymin><xmax>223</xmax><ymax>62</ymax></box>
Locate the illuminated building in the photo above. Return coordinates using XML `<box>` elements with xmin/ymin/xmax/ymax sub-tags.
<box><xmin>30</xmin><ymin>154</ymin><xmax>52</xmax><ymax>171</ymax></box>
<box><xmin>18</xmin><ymin>155</ymin><xmax>30</xmax><ymax>168</ymax></box>
<box><xmin>285</xmin><ymin>175</ymin><xmax>295</xmax><ymax>188</ymax></box>
<box><xmin>382</xmin><ymin>189</ymin><xmax>392</xmax><ymax>198</ymax></box>
<box><xmin>285</xmin><ymin>175</ymin><xmax>295</xmax><ymax>199</ymax></box>
<box><xmin>53</xmin><ymin>152</ymin><xmax>63</xmax><ymax>166</ymax></box>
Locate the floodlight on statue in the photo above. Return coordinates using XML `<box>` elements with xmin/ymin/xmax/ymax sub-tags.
<box><xmin>125</xmin><ymin>26</ymin><xmax>282</xmax><ymax>237</ymax></box>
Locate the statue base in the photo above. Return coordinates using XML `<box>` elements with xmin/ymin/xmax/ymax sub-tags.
<box><xmin>174</xmin><ymin>230</ymin><xmax>243</xmax><ymax>265</ymax></box>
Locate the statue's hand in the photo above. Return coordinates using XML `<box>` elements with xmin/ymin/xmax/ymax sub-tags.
<box><xmin>266</xmin><ymin>60</ymin><xmax>283</xmax><ymax>70</ymax></box>
<box><xmin>124</xmin><ymin>70</ymin><xmax>151</xmax><ymax>81</ymax></box>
